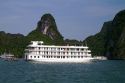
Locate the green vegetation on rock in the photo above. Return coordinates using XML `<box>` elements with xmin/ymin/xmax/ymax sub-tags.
<box><xmin>0</xmin><ymin>13</ymin><xmax>64</xmax><ymax>58</ymax></box>
<box><xmin>1</xmin><ymin>10</ymin><xmax>125</xmax><ymax>59</ymax></box>
<box><xmin>84</xmin><ymin>10</ymin><xmax>125</xmax><ymax>59</ymax></box>
<box><xmin>36</xmin><ymin>13</ymin><xmax>64</xmax><ymax>45</ymax></box>
<box><xmin>0</xmin><ymin>31</ymin><xmax>28</xmax><ymax>58</ymax></box>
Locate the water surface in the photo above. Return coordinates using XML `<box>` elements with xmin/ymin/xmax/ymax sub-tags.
<box><xmin>0</xmin><ymin>59</ymin><xmax>125</xmax><ymax>83</ymax></box>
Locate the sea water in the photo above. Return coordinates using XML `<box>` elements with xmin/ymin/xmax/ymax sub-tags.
<box><xmin>0</xmin><ymin>59</ymin><xmax>125</xmax><ymax>83</ymax></box>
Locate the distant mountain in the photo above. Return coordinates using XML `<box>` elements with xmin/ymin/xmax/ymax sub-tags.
<box><xmin>0</xmin><ymin>31</ymin><xmax>27</xmax><ymax>57</ymax></box>
<box><xmin>27</xmin><ymin>13</ymin><xmax>64</xmax><ymax>45</ymax></box>
<box><xmin>0</xmin><ymin>13</ymin><xmax>64</xmax><ymax>57</ymax></box>
<box><xmin>1</xmin><ymin>11</ymin><xmax>125</xmax><ymax>59</ymax></box>
<box><xmin>64</xmin><ymin>39</ymin><xmax>83</xmax><ymax>46</ymax></box>
<box><xmin>84</xmin><ymin>10</ymin><xmax>125</xmax><ymax>59</ymax></box>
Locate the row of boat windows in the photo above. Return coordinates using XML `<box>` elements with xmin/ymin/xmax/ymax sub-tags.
<box><xmin>29</xmin><ymin>52</ymin><xmax>88</xmax><ymax>55</ymax></box>
<box><xmin>30</xmin><ymin>55</ymin><xmax>90</xmax><ymax>59</ymax></box>
<box><xmin>28</xmin><ymin>47</ymin><xmax>88</xmax><ymax>51</ymax></box>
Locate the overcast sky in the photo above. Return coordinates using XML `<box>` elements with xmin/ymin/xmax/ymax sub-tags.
<box><xmin>0</xmin><ymin>0</ymin><xmax>125</xmax><ymax>40</ymax></box>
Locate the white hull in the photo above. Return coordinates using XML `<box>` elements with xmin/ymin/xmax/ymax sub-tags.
<box><xmin>27</xmin><ymin>57</ymin><xmax>94</xmax><ymax>63</ymax></box>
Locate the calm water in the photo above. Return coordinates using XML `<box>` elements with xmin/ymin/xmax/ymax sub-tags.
<box><xmin>0</xmin><ymin>59</ymin><xmax>125</xmax><ymax>83</ymax></box>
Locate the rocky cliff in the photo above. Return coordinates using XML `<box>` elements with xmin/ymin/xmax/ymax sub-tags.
<box><xmin>37</xmin><ymin>14</ymin><xmax>63</xmax><ymax>40</ymax></box>
<box><xmin>84</xmin><ymin>10</ymin><xmax>125</xmax><ymax>59</ymax></box>
<box><xmin>27</xmin><ymin>13</ymin><xmax>64</xmax><ymax>45</ymax></box>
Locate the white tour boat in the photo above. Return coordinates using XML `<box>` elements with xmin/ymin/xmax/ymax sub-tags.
<box><xmin>25</xmin><ymin>41</ymin><xmax>93</xmax><ymax>62</ymax></box>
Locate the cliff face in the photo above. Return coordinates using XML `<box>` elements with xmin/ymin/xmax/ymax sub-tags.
<box><xmin>27</xmin><ymin>13</ymin><xmax>64</xmax><ymax>45</ymax></box>
<box><xmin>106</xmin><ymin>10</ymin><xmax>125</xmax><ymax>59</ymax></box>
<box><xmin>37</xmin><ymin>14</ymin><xmax>63</xmax><ymax>39</ymax></box>
<box><xmin>84</xmin><ymin>10</ymin><xmax>125</xmax><ymax>59</ymax></box>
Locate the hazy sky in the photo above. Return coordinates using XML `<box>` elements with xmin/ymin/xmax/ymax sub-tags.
<box><xmin>0</xmin><ymin>0</ymin><xmax>125</xmax><ymax>40</ymax></box>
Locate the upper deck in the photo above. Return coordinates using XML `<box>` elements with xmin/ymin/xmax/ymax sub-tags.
<box><xmin>27</xmin><ymin>41</ymin><xmax>89</xmax><ymax>49</ymax></box>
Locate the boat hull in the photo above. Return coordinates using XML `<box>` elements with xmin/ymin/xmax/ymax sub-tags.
<box><xmin>27</xmin><ymin>57</ymin><xmax>94</xmax><ymax>63</ymax></box>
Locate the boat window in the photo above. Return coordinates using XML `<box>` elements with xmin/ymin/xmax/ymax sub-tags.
<box><xmin>30</xmin><ymin>47</ymin><xmax>34</xmax><ymax>50</ymax></box>
<box><xmin>30</xmin><ymin>56</ymin><xmax>32</xmax><ymax>58</ymax></box>
<box><xmin>57</xmin><ymin>56</ymin><xmax>60</xmax><ymax>58</ymax></box>
<box><xmin>38</xmin><ymin>56</ymin><xmax>39</xmax><ymax>58</ymax></box>
<box><xmin>81</xmin><ymin>49</ymin><xmax>84</xmax><ymax>51</ymax></box>
<box><xmin>38</xmin><ymin>42</ymin><xmax>42</xmax><ymax>45</ymax></box>
<box><xmin>77</xmin><ymin>48</ymin><xmax>79</xmax><ymax>51</ymax></box>
<box><xmin>34</xmin><ymin>56</ymin><xmax>36</xmax><ymax>58</ymax></box>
